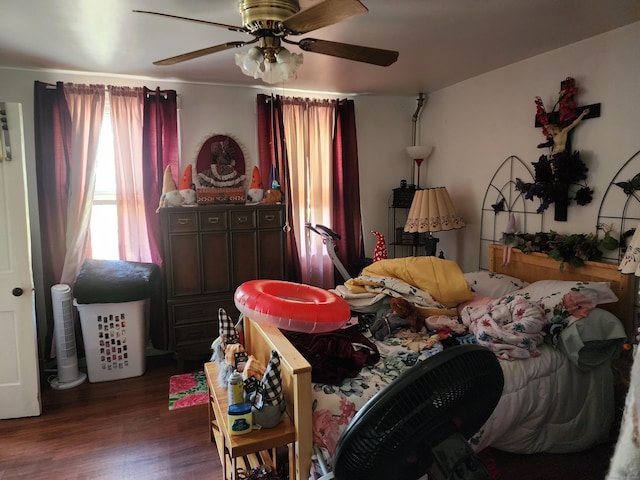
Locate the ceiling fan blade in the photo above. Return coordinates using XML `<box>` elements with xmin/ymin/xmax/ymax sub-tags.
<box><xmin>153</xmin><ymin>42</ymin><xmax>248</xmax><ymax>66</ymax></box>
<box><xmin>133</xmin><ymin>10</ymin><xmax>246</xmax><ymax>33</ymax></box>
<box><xmin>298</xmin><ymin>38</ymin><xmax>399</xmax><ymax>66</ymax></box>
<box><xmin>282</xmin><ymin>0</ymin><xmax>368</xmax><ymax>35</ymax></box>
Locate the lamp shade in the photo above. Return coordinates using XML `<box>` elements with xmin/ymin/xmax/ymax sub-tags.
<box><xmin>618</xmin><ymin>221</ymin><xmax>640</xmax><ymax>275</ymax></box>
<box><xmin>404</xmin><ymin>187</ymin><xmax>465</xmax><ymax>233</ymax></box>
<box><xmin>406</xmin><ymin>144</ymin><xmax>434</xmax><ymax>160</ymax></box>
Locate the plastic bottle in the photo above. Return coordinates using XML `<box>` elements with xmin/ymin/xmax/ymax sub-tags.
<box><xmin>228</xmin><ymin>370</ymin><xmax>244</xmax><ymax>405</ymax></box>
<box><xmin>227</xmin><ymin>402</ymin><xmax>252</xmax><ymax>435</ymax></box>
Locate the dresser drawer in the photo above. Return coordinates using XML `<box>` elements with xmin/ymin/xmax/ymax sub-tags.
<box><xmin>174</xmin><ymin>322</ymin><xmax>218</xmax><ymax>347</ymax></box>
<box><xmin>167</xmin><ymin>210</ymin><xmax>198</xmax><ymax>233</ymax></box>
<box><xmin>230</xmin><ymin>209</ymin><xmax>256</xmax><ymax>229</ymax></box>
<box><xmin>200</xmin><ymin>210</ymin><xmax>227</xmax><ymax>231</ymax></box>
<box><xmin>172</xmin><ymin>301</ymin><xmax>218</xmax><ymax>325</ymax></box>
<box><xmin>258</xmin><ymin>208</ymin><xmax>284</xmax><ymax>228</ymax></box>
<box><xmin>172</xmin><ymin>298</ymin><xmax>238</xmax><ymax>325</ymax></box>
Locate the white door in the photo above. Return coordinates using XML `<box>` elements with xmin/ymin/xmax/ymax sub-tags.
<box><xmin>0</xmin><ymin>102</ymin><xmax>41</xmax><ymax>419</ymax></box>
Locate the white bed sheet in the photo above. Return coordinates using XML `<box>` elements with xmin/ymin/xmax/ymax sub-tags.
<box><xmin>474</xmin><ymin>342</ymin><xmax>614</xmax><ymax>453</ymax></box>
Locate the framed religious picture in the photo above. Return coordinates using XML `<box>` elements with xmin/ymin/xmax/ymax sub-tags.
<box><xmin>195</xmin><ymin>134</ymin><xmax>247</xmax><ymax>204</ymax></box>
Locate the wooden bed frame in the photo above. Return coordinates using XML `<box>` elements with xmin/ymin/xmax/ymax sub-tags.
<box><xmin>243</xmin><ymin>244</ymin><xmax>635</xmax><ymax>480</ymax></box>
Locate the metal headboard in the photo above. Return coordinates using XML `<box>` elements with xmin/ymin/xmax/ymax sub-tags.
<box><xmin>479</xmin><ymin>155</ymin><xmax>544</xmax><ymax>269</ymax></box>
<box><xmin>597</xmin><ymin>149</ymin><xmax>640</xmax><ymax>264</ymax></box>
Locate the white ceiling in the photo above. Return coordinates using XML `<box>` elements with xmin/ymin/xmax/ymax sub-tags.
<box><xmin>1</xmin><ymin>0</ymin><xmax>639</xmax><ymax>96</ymax></box>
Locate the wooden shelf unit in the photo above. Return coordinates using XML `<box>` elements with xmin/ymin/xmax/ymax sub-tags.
<box><xmin>205</xmin><ymin>361</ymin><xmax>296</xmax><ymax>480</ymax></box>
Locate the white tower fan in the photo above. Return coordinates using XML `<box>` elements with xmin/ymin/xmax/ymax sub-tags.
<box><xmin>49</xmin><ymin>284</ymin><xmax>86</xmax><ymax>389</ymax></box>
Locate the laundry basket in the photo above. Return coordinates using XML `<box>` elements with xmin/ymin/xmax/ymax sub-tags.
<box><xmin>73</xmin><ymin>259</ymin><xmax>161</xmax><ymax>382</ymax></box>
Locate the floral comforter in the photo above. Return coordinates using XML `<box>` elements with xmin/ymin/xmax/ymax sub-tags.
<box><xmin>308</xmin><ymin>318</ymin><xmax>615</xmax><ymax>479</ymax></box>
<box><xmin>309</xmin><ymin>326</ymin><xmax>455</xmax><ymax>477</ymax></box>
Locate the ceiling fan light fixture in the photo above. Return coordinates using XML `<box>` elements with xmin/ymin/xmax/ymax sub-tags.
<box><xmin>275</xmin><ymin>47</ymin><xmax>291</xmax><ymax>63</ymax></box>
<box><xmin>140</xmin><ymin>0</ymin><xmax>398</xmax><ymax>81</ymax></box>
<box><xmin>247</xmin><ymin>46</ymin><xmax>264</xmax><ymax>62</ymax></box>
<box><xmin>235</xmin><ymin>44</ymin><xmax>302</xmax><ymax>84</ymax></box>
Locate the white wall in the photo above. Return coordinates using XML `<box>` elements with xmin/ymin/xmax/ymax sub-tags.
<box><xmin>421</xmin><ymin>22</ymin><xmax>640</xmax><ymax>272</ymax></box>
<box><xmin>2</xmin><ymin>21</ymin><xmax>638</xmax><ymax>350</ymax></box>
<box><xmin>0</xmin><ymin>68</ymin><xmax>414</xmax><ymax>255</ymax></box>
<box><xmin>0</xmin><ymin>67</ymin><xmax>414</xmax><ymax>352</ymax></box>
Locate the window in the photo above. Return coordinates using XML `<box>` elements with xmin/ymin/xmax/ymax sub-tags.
<box><xmin>89</xmin><ymin>95</ymin><xmax>119</xmax><ymax>260</ymax></box>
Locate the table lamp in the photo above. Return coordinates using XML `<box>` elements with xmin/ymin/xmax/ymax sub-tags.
<box><xmin>404</xmin><ymin>187</ymin><xmax>465</xmax><ymax>256</ymax></box>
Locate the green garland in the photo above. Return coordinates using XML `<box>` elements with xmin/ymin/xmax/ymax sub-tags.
<box><xmin>514</xmin><ymin>230</ymin><xmax>617</xmax><ymax>268</ymax></box>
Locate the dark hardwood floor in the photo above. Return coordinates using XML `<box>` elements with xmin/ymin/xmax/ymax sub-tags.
<box><xmin>0</xmin><ymin>353</ymin><xmax>622</xmax><ymax>480</ymax></box>
<box><xmin>0</xmin><ymin>354</ymin><xmax>223</xmax><ymax>480</ymax></box>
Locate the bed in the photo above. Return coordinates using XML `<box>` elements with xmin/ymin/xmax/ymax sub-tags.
<box><xmin>242</xmin><ymin>244</ymin><xmax>634</xmax><ymax>480</ymax></box>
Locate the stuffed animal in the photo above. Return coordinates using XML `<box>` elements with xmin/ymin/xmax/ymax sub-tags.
<box><xmin>262</xmin><ymin>188</ymin><xmax>282</xmax><ymax>204</ymax></box>
<box><xmin>390</xmin><ymin>297</ymin><xmax>424</xmax><ymax>332</ymax></box>
<box><xmin>370</xmin><ymin>309</ymin><xmax>410</xmax><ymax>341</ymax></box>
<box><xmin>156</xmin><ymin>164</ymin><xmax>197</xmax><ymax>211</ymax></box>
<box><xmin>369</xmin><ymin>297</ymin><xmax>424</xmax><ymax>340</ymax></box>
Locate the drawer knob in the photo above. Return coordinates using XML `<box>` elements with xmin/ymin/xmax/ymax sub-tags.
<box><xmin>178</xmin><ymin>218</ymin><xmax>190</xmax><ymax>225</ymax></box>
<box><xmin>207</xmin><ymin>217</ymin><xmax>220</xmax><ymax>224</ymax></box>
<box><xmin>265</xmin><ymin>214</ymin><xmax>275</xmax><ymax>221</ymax></box>
<box><xmin>237</xmin><ymin>216</ymin><xmax>248</xmax><ymax>223</ymax></box>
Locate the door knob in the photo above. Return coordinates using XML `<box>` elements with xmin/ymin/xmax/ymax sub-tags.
<box><xmin>12</xmin><ymin>287</ymin><xmax>23</xmax><ymax>297</ymax></box>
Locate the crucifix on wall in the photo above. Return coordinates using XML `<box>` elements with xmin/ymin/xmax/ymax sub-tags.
<box><xmin>517</xmin><ymin>77</ymin><xmax>601</xmax><ymax>221</ymax></box>
<box><xmin>534</xmin><ymin>77</ymin><xmax>601</xmax><ymax>155</ymax></box>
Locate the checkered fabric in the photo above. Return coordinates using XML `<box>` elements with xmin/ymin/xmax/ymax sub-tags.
<box><xmin>218</xmin><ymin>308</ymin><xmax>239</xmax><ymax>345</ymax></box>
<box><xmin>259</xmin><ymin>350</ymin><xmax>283</xmax><ymax>407</ymax></box>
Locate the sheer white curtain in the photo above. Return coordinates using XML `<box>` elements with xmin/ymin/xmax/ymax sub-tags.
<box><xmin>59</xmin><ymin>84</ymin><xmax>105</xmax><ymax>285</ymax></box>
<box><xmin>281</xmin><ymin>98</ymin><xmax>336</xmax><ymax>288</ymax></box>
<box><xmin>108</xmin><ymin>86</ymin><xmax>152</xmax><ymax>262</ymax></box>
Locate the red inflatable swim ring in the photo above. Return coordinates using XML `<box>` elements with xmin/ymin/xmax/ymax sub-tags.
<box><xmin>234</xmin><ymin>280</ymin><xmax>350</xmax><ymax>333</ymax></box>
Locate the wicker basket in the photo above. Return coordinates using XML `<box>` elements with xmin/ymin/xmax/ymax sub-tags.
<box><xmin>196</xmin><ymin>187</ymin><xmax>246</xmax><ymax>205</ymax></box>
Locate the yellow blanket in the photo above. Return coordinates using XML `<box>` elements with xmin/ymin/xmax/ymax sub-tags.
<box><xmin>356</xmin><ymin>256</ymin><xmax>472</xmax><ymax>307</ymax></box>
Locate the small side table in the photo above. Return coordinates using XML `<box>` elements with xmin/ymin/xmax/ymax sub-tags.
<box><xmin>205</xmin><ymin>362</ymin><xmax>296</xmax><ymax>480</ymax></box>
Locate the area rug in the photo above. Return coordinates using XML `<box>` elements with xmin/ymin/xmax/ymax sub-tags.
<box><xmin>168</xmin><ymin>371</ymin><xmax>208</xmax><ymax>410</ymax></box>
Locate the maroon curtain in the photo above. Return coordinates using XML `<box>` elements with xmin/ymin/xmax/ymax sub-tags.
<box><xmin>332</xmin><ymin>99</ymin><xmax>365</xmax><ymax>277</ymax></box>
<box><xmin>142</xmin><ymin>87</ymin><xmax>178</xmax><ymax>351</ymax></box>
<box><xmin>34</xmin><ymin>81</ymin><xmax>72</xmax><ymax>359</ymax></box>
<box><xmin>142</xmin><ymin>87</ymin><xmax>179</xmax><ymax>267</ymax></box>
<box><xmin>256</xmin><ymin>94</ymin><xmax>301</xmax><ymax>282</ymax></box>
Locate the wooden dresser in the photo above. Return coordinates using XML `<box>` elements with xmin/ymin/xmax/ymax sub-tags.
<box><xmin>160</xmin><ymin>204</ymin><xmax>286</xmax><ymax>369</ymax></box>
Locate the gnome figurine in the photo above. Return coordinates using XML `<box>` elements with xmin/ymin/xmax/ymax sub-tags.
<box><xmin>247</xmin><ymin>166</ymin><xmax>264</xmax><ymax>203</ymax></box>
<box><xmin>371</xmin><ymin>230</ymin><xmax>388</xmax><ymax>262</ymax></box>
<box><xmin>156</xmin><ymin>165</ymin><xmax>178</xmax><ymax>212</ymax></box>
<box><xmin>251</xmin><ymin>350</ymin><xmax>286</xmax><ymax>428</ymax></box>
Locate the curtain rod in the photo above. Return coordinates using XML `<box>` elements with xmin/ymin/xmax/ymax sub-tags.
<box><xmin>40</xmin><ymin>82</ymin><xmax>176</xmax><ymax>98</ymax></box>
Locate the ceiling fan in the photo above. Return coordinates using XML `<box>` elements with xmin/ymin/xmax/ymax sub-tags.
<box><xmin>134</xmin><ymin>0</ymin><xmax>399</xmax><ymax>82</ymax></box>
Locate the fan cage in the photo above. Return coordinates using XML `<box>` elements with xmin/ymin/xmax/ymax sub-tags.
<box><xmin>333</xmin><ymin>345</ymin><xmax>504</xmax><ymax>479</ymax></box>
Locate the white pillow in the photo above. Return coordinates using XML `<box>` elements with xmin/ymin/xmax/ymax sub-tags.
<box><xmin>557</xmin><ymin>308</ymin><xmax>626</xmax><ymax>370</ymax></box>
<box><xmin>511</xmin><ymin>280</ymin><xmax>618</xmax><ymax>305</ymax></box>
<box><xmin>463</xmin><ymin>271</ymin><xmax>529</xmax><ymax>298</ymax></box>
<box><xmin>510</xmin><ymin>280</ymin><xmax>618</xmax><ymax>324</ymax></box>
